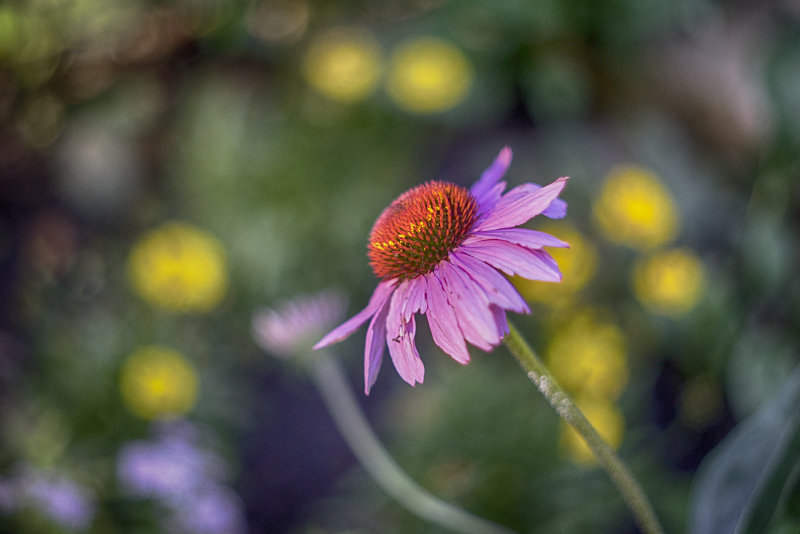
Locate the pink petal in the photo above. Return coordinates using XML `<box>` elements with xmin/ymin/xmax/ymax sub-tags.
<box><xmin>314</xmin><ymin>280</ymin><xmax>395</xmax><ymax>349</ymax></box>
<box><xmin>436</xmin><ymin>262</ymin><xmax>503</xmax><ymax>350</ymax></box>
<box><xmin>386</xmin><ymin>280</ymin><xmax>411</xmax><ymax>339</ymax></box>
<box><xmin>517</xmin><ymin>184</ymin><xmax>568</xmax><ymax>219</ymax></box>
<box><xmin>385</xmin><ymin>314</ymin><xmax>425</xmax><ymax>387</ymax></box>
<box><xmin>449</xmin><ymin>251</ymin><xmax>529</xmax><ymax>314</ymax></box>
<box><xmin>470</xmin><ymin>147</ymin><xmax>512</xmax><ymax>211</ymax></box>
<box><xmin>401</xmin><ymin>277</ymin><xmax>428</xmax><ymax>317</ymax></box>
<box><xmin>461</xmin><ymin>239</ymin><xmax>562</xmax><ymax>282</ymax></box>
<box><xmin>364</xmin><ymin>298</ymin><xmax>390</xmax><ymax>394</ymax></box>
<box><xmin>384</xmin><ymin>286</ymin><xmax>426</xmax><ymax>386</ymax></box>
<box><xmin>424</xmin><ymin>273</ymin><xmax>470</xmax><ymax>364</ymax></box>
<box><xmin>466</xmin><ymin>228</ymin><xmax>569</xmax><ymax>250</ymax></box>
<box><xmin>474</xmin><ymin>177</ymin><xmax>568</xmax><ymax>232</ymax></box>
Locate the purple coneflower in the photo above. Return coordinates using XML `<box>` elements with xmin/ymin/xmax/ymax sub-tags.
<box><xmin>252</xmin><ymin>290</ymin><xmax>345</xmax><ymax>358</ymax></box>
<box><xmin>315</xmin><ymin>147</ymin><xmax>569</xmax><ymax>393</ymax></box>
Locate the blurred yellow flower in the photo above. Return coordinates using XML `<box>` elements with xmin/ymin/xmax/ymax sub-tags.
<box><xmin>120</xmin><ymin>346</ymin><xmax>198</xmax><ymax>420</ymax></box>
<box><xmin>593</xmin><ymin>165</ymin><xmax>679</xmax><ymax>249</ymax></box>
<box><xmin>302</xmin><ymin>27</ymin><xmax>382</xmax><ymax>102</ymax></box>
<box><xmin>386</xmin><ymin>37</ymin><xmax>473</xmax><ymax>113</ymax></box>
<box><xmin>128</xmin><ymin>222</ymin><xmax>227</xmax><ymax>313</ymax></box>
<box><xmin>514</xmin><ymin>222</ymin><xmax>597</xmax><ymax>305</ymax></box>
<box><xmin>546</xmin><ymin>311</ymin><xmax>628</xmax><ymax>400</ymax></box>
<box><xmin>633</xmin><ymin>248</ymin><xmax>706</xmax><ymax>317</ymax></box>
<box><xmin>561</xmin><ymin>396</ymin><xmax>625</xmax><ymax>466</ymax></box>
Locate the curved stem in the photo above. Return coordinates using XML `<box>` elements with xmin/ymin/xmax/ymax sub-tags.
<box><xmin>503</xmin><ymin>322</ymin><xmax>665</xmax><ymax>534</ymax></box>
<box><xmin>309</xmin><ymin>351</ymin><xmax>516</xmax><ymax>534</ymax></box>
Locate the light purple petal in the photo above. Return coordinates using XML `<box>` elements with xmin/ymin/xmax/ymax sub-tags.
<box><xmin>461</xmin><ymin>239</ymin><xmax>562</xmax><ymax>282</ymax></box>
<box><xmin>491</xmin><ymin>305</ymin><xmax>510</xmax><ymax>338</ymax></box>
<box><xmin>364</xmin><ymin>298</ymin><xmax>390</xmax><ymax>394</ymax></box>
<box><xmin>474</xmin><ymin>177</ymin><xmax>568</xmax><ymax>232</ymax></box>
<box><xmin>385</xmin><ymin>314</ymin><xmax>425</xmax><ymax>386</ymax></box>
<box><xmin>436</xmin><ymin>262</ymin><xmax>503</xmax><ymax>350</ymax></box>
<box><xmin>424</xmin><ymin>273</ymin><xmax>470</xmax><ymax>364</ymax></box>
<box><xmin>449</xmin><ymin>251</ymin><xmax>529</xmax><ymax>314</ymax></box>
<box><xmin>478</xmin><ymin>182</ymin><xmax>507</xmax><ymax>213</ymax></box>
<box><xmin>542</xmin><ymin>197</ymin><xmax>568</xmax><ymax>219</ymax></box>
<box><xmin>314</xmin><ymin>280</ymin><xmax>395</xmax><ymax>349</ymax></box>
<box><xmin>470</xmin><ymin>147</ymin><xmax>512</xmax><ymax>212</ymax></box>
<box><xmin>466</xmin><ymin>228</ymin><xmax>569</xmax><ymax>250</ymax></box>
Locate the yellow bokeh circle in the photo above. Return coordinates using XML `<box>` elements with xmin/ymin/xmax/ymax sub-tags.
<box><xmin>593</xmin><ymin>165</ymin><xmax>679</xmax><ymax>249</ymax></box>
<box><xmin>120</xmin><ymin>346</ymin><xmax>198</xmax><ymax>420</ymax></box>
<box><xmin>128</xmin><ymin>222</ymin><xmax>228</xmax><ymax>313</ymax></box>
<box><xmin>633</xmin><ymin>248</ymin><xmax>706</xmax><ymax>317</ymax></box>
<box><xmin>302</xmin><ymin>27</ymin><xmax>382</xmax><ymax>102</ymax></box>
<box><xmin>546</xmin><ymin>311</ymin><xmax>629</xmax><ymax>400</ymax></box>
<box><xmin>386</xmin><ymin>37</ymin><xmax>473</xmax><ymax>113</ymax></box>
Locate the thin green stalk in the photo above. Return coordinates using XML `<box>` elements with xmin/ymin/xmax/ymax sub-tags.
<box><xmin>309</xmin><ymin>351</ymin><xmax>516</xmax><ymax>534</ymax></box>
<box><xmin>503</xmin><ymin>322</ymin><xmax>665</xmax><ymax>534</ymax></box>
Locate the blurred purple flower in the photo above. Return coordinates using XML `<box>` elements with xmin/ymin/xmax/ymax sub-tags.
<box><xmin>116</xmin><ymin>423</ymin><xmax>225</xmax><ymax>504</ymax></box>
<box><xmin>15</xmin><ymin>468</ymin><xmax>95</xmax><ymax>531</ymax></box>
<box><xmin>252</xmin><ymin>290</ymin><xmax>345</xmax><ymax>358</ymax></box>
<box><xmin>0</xmin><ymin>478</ymin><xmax>15</xmax><ymax>512</ymax></box>
<box><xmin>116</xmin><ymin>421</ymin><xmax>248</xmax><ymax>532</ymax></box>
<box><xmin>315</xmin><ymin>147</ymin><xmax>569</xmax><ymax>393</ymax></box>
<box><xmin>169</xmin><ymin>484</ymin><xmax>246</xmax><ymax>534</ymax></box>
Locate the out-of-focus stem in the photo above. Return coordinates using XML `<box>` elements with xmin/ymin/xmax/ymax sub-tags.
<box><xmin>309</xmin><ymin>351</ymin><xmax>516</xmax><ymax>534</ymax></box>
<box><xmin>503</xmin><ymin>322</ymin><xmax>665</xmax><ymax>534</ymax></box>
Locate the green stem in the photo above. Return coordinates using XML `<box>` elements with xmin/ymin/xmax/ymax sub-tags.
<box><xmin>309</xmin><ymin>351</ymin><xmax>516</xmax><ymax>534</ymax></box>
<box><xmin>503</xmin><ymin>322</ymin><xmax>665</xmax><ymax>534</ymax></box>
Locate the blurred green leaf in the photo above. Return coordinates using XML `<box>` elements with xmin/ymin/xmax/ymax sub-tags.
<box><xmin>689</xmin><ymin>366</ymin><xmax>800</xmax><ymax>534</ymax></box>
<box><xmin>727</xmin><ymin>325</ymin><xmax>798</xmax><ymax>419</ymax></box>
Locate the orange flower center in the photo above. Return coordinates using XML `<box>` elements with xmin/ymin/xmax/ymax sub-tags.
<box><xmin>368</xmin><ymin>181</ymin><xmax>478</xmax><ymax>280</ymax></box>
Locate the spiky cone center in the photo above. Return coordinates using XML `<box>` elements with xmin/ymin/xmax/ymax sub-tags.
<box><xmin>368</xmin><ymin>181</ymin><xmax>478</xmax><ymax>280</ymax></box>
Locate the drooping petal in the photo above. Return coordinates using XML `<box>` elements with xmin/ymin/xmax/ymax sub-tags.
<box><xmin>424</xmin><ymin>273</ymin><xmax>470</xmax><ymax>364</ymax></box>
<box><xmin>449</xmin><ymin>251</ymin><xmax>529</xmax><ymax>314</ymax></box>
<box><xmin>364</xmin><ymin>298</ymin><xmax>390</xmax><ymax>394</ymax></box>
<box><xmin>474</xmin><ymin>177</ymin><xmax>568</xmax><ymax>232</ymax></box>
<box><xmin>401</xmin><ymin>276</ymin><xmax>428</xmax><ymax>317</ymax></box>
<box><xmin>470</xmin><ymin>147</ymin><xmax>512</xmax><ymax>212</ymax></box>
<box><xmin>386</xmin><ymin>279</ymin><xmax>412</xmax><ymax>340</ymax></box>
<box><xmin>461</xmin><ymin>239</ymin><xmax>562</xmax><ymax>282</ymax></box>
<box><xmin>436</xmin><ymin>261</ymin><xmax>503</xmax><ymax>350</ymax></box>
<box><xmin>433</xmin><ymin>268</ymin><xmax>491</xmax><ymax>352</ymax></box>
<box><xmin>383</xmin><ymin>285</ymin><xmax>425</xmax><ymax>386</ymax></box>
<box><xmin>466</xmin><ymin>228</ymin><xmax>569</xmax><ymax>250</ymax></box>
<box><xmin>385</xmin><ymin>314</ymin><xmax>425</xmax><ymax>387</ymax></box>
<box><xmin>314</xmin><ymin>280</ymin><xmax>395</xmax><ymax>349</ymax></box>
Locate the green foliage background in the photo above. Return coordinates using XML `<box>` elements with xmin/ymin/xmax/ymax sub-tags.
<box><xmin>1</xmin><ymin>0</ymin><xmax>799</xmax><ymax>533</ymax></box>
